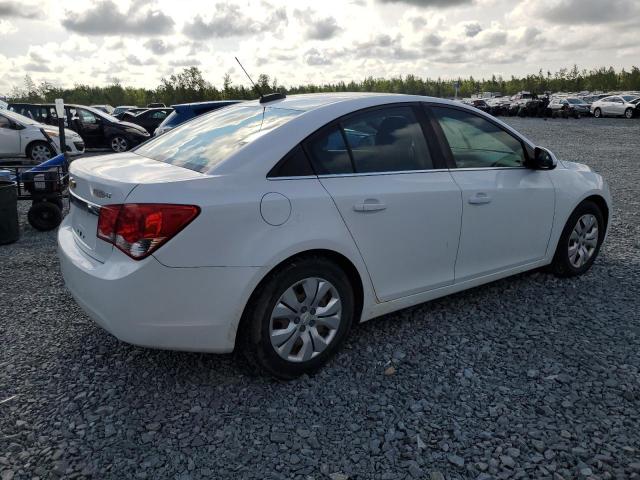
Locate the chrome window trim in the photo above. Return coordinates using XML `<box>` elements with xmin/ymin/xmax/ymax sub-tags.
<box><xmin>268</xmin><ymin>165</ymin><xmax>528</xmax><ymax>180</ymax></box>
<box><xmin>69</xmin><ymin>190</ymin><xmax>101</xmax><ymax>216</ymax></box>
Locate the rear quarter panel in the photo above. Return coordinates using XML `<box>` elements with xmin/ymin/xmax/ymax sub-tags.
<box><xmin>126</xmin><ymin>174</ymin><xmax>377</xmax><ymax>315</ymax></box>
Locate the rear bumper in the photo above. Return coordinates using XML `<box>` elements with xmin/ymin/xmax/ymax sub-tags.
<box><xmin>57</xmin><ymin>219</ymin><xmax>260</xmax><ymax>353</ymax></box>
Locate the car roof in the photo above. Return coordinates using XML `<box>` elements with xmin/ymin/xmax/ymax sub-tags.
<box><xmin>210</xmin><ymin>92</ymin><xmax>534</xmax><ymax>176</ymax></box>
<box><xmin>171</xmin><ymin>100</ymin><xmax>242</xmax><ymax>108</ymax></box>
<box><xmin>239</xmin><ymin>92</ymin><xmax>453</xmax><ymax>112</ymax></box>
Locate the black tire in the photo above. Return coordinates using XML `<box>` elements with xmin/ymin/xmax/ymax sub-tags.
<box><xmin>593</xmin><ymin>108</ymin><xmax>602</xmax><ymax>118</ymax></box>
<box><xmin>109</xmin><ymin>135</ymin><xmax>129</xmax><ymax>153</ymax></box>
<box><xmin>624</xmin><ymin>108</ymin><xmax>633</xmax><ymax>119</ymax></box>
<box><xmin>28</xmin><ymin>201</ymin><xmax>63</xmax><ymax>231</ymax></box>
<box><xmin>550</xmin><ymin>200</ymin><xmax>605</xmax><ymax>277</ymax></box>
<box><xmin>26</xmin><ymin>141</ymin><xmax>55</xmax><ymax>164</ymax></box>
<box><xmin>240</xmin><ymin>256</ymin><xmax>355</xmax><ymax>380</ymax></box>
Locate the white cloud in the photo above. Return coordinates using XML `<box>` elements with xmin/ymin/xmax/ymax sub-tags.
<box><xmin>0</xmin><ymin>0</ymin><xmax>638</xmax><ymax>95</ymax></box>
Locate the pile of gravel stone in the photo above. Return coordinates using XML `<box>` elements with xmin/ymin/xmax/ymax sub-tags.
<box><xmin>0</xmin><ymin>117</ymin><xmax>639</xmax><ymax>480</ymax></box>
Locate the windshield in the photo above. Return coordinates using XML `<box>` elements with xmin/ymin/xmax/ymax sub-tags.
<box><xmin>2</xmin><ymin>108</ymin><xmax>40</xmax><ymax>125</ymax></box>
<box><xmin>134</xmin><ymin>105</ymin><xmax>303</xmax><ymax>173</ymax></box>
<box><xmin>567</xmin><ymin>98</ymin><xmax>585</xmax><ymax>104</ymax></box>
<box><xmin>622</xmin><ymin>95</ymin><xmax>639</xmax><ymax>102</ymax></box>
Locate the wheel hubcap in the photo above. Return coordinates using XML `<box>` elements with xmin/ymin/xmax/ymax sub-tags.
<box><xmin>32</xmin><ymin>145</ymin><xmax>51</xmax><ymax>162</ymax></box>
<box><xmin>112</xmin><ymin>137</ymin><xmax>127</xmax><ymax>152</ymax></box>
<box><xmin>568</xmin><ymin>214</ymin><xmax>598</xmax><ymax>268</ymax></box>
<box><xmin>269</xmin><ymin>277</ymin><xmax>342</xmax><ymax>363</ymax></box>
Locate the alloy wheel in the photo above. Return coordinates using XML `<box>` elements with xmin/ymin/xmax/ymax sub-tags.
<box><xmin>111</xmin><ymin>137</ymin><xmax>128</xmax><ymax>152</ymax></box>
<box><xmin>31</xmin><ymin>144</ymin><xmax>52</xmax><ymax>162</ymax></box>
<box><xmin>269</xmin><ymin>277</ymin><xmax>342</xmax><ymax>363</ymax></box>
<box><xmin>568</xmin><ymin>214</ymin><xmax>598</xmax><ymax>268</ymax></box>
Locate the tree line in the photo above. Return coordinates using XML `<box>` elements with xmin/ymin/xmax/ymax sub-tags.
<box><xmin>7</xmin><ymin>65</ymin><xmax>640</xmax><ymax>107</ymax></box>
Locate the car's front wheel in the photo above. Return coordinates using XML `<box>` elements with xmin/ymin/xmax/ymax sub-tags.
<box><xmin>27</xmin><ymin>141</ymin><xmax>55</xmax><ymax>163</ymax></box>
<box><xmin>551</xmin><ymin>200</ymin><xmax>605</xmax><ymax>277</ymax></box>
<box><xmin>593</xmin><ymin>108</ymin><xmax>602</xmax><ymax>118</ymax></box>
<box><xmin>241</xmin><ymin>256</ymin><xmax>354</xmax><ymax>379</ymax></box>
<box><xmin>624</xmin><ymin>107</ymin><xmax>633</xmax><ymax>119</ymax></box>
<box><xmin>110</xmin><ymin>135</ymin><xmax>129</xmax><ymax>153</ymax></box>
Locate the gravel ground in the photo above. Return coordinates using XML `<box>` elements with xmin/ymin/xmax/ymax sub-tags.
<box><xmin>1</xmin><ymin>118</ymin><xmax>639</xmax><ymax>480</ymax></box>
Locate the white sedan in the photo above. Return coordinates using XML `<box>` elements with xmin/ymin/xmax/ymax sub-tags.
<box><xmin>58</xmin><ymin>93</ymin><xmax>610</xmax><ymax>379</ymax></box>
<box><xmin>0</xmin><ymin>108</ymin><xmax>85</xmax><ymax>162</ymax></box>
<box><xmin>590</xmin><ymin>94</ymin><xmax>639</xmax><ymax>119</ymax></box>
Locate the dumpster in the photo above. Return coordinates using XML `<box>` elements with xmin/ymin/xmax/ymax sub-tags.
<box><xmin>0</xmin><ymin>180</ymin><xmax>19</xmax><ymax>244</ymax></box>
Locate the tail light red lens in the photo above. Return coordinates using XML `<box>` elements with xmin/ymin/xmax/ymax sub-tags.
<box><xmin>97</xmin><ymin>204</ymin><xmax>200</xmax><ymax>260</ymax></box>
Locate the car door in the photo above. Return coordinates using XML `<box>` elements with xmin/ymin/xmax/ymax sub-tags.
<box><xmin>0</xmin><ymin>114</ymin><xmax>21</xmax><ymax>155</ymax></box>
<box><xmin>76</xmin><ymin>108</ymin><xmax>104</xmax><ymax>147</ymax></box>
<box><xmin>427</xmin><ymin>105</ymin><xmax>555</xmax><ymax>282</ymax></box>
<box><xmin>306</xmin><ymin>104</ymin><xmax>463</xmax><ymax>302</ymax></box>
<box><xmin>609</xmin><ymin>97</ymin><xmax>624</xmax><ymax>115</ymax></box>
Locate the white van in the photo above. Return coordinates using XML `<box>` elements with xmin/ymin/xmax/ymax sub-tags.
<box><xmin>0</xmin><ymin>109</ymin><xmax>85</xmax><ymax>163</ymax></box>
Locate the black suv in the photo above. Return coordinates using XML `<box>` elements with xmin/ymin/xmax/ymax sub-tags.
<box><xmin>9</xmin><ymin>103</ymin><xmax>150</xmax><ymax>152</ymax></box>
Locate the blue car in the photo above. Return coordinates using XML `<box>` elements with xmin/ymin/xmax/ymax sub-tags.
<box><xmin>154</xmin><ymin>100</ymin><xmax>241</xmax><ymax>136</ymax></box>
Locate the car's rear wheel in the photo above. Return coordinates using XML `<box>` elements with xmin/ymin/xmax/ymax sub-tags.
<box><xmin>551</xmin><ymin>200</ymin><xmax>605</xmax><ymax>277</ymax></box>
<box><xmin>110</xmin><ymin>136</ymin><xmax>129</xmax><ymax>153</ymax></box>
<box><xmin>593</xmin><ymin>108</ymin><xmax>602</xmax><ymax>118</ymax></box>
<box><xmin>241</xmin><ymin>257</ymin><xmax>354</xmax><ymax>379</ymax></box>
<box><xmin>624</xmin><ymin>108</ymin><xmax>633</xmax><ymax>119</ymax></box>
<box><xmin>27</xmin><ymin>141</ymin><xmax>55</xmax><ymax>163</ymax></box>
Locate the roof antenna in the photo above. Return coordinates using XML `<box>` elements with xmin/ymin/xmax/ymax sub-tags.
<box><xmin>235</xmin><ymin>56</ymin><xmax>286</xmax><ymax>104</ymax></box>
<box><xmin>235</xmin><ymin>56</ymin><xmax>263</xmax><ymax>99</ymax></box>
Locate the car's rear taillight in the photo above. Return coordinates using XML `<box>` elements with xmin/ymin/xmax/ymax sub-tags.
<box><xmin>97</xmin><ymin>204</ymin><xmax>200</xmax><ymax>260</ymax></box>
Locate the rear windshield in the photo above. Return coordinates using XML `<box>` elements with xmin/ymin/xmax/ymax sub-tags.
<box><xmin>134</xmin><ymin>105</ymin><xmax>302</xmax><ymax>173</ymax></box>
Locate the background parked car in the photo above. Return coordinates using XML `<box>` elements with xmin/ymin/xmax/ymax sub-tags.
<box><xmin>147</xmin><ymin>102</ymin><xmax>166</xmax><ymax>108</ymax></box>
<box><xmin>112</xmin><ymin>105</ymin><xmax>137</xmax><ymax>117</ymax></box>
<box><xmin>124</xmin><ymin>107</ymin><xmax>173</xmax><ymax>135</ymax></box>
<box><xmin>115</xmin><ymin>107</ymin><xmax>147</xmax><ymax>120</ymax></box>
<box><xmin>0</xmin><ymin>108</ymin><xmax>84</xmax><ymax>162</ymax></box>
<box><xmin>154</xmin><ymin>100</ymin><xmax>241</xmax><ymax>135</ymax></box>
<box><xmin>90</xmin><ymin>105</ymin><xmax>114</xmax><ymax>114</ymax></box>
<box><xmin>37</xmin><ymin>103</ymin><xmax>150</xmax><ymax>152</ymax></box>
<box><xmin>591</xmin><ymin>95</ymin><xmax>639</xmax><ymax>118</ymax></box>
<box><xmin>630</xmin><ymin>97</ymin><xmax>640</xmax><ymax>117</ymax></box>
<box><xmin>549</xmin><ymin>97</ymin><xmax>590</xmax><ymax>117</ymax></box>
<box><xmin>462</xmin><ymin>99</ymin><xmax>490</xmax><ymax>113</ymax></box>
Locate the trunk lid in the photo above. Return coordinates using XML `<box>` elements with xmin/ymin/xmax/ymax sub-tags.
<box><xmin>68</xmin><ymin>152</ymin><xmax>204</xmax><ymax>262</ymax></box>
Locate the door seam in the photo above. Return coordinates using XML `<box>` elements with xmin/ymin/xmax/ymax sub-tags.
<box><xmin>316</xmin><ymin>177</ymin><xmax>382</xmax><ymax>304</ymax></box>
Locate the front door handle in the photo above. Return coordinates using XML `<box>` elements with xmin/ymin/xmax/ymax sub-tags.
<box><xmin>354</xmin><ymin>199</ymin><xmax>387</xmax><ymax>212</ymax></box>
<box><xmin>468</xmin><ymin>192</ymin><xmax>492</xmax><ymax>205</ymax></box>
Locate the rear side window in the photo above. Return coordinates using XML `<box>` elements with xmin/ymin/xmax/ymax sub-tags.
<box><xmin>134</xmin><ymin>105</ymin><xmax>302</xmax><ymax>173</ymax></box>
<box><xmin>306</xmin><ymin>126</ymin><xmax>353</xmax><ymax>175</ymax></box>
<box><xmin>341</xmin><ymin>106</ymin><xmax>432</xmax><ymax>173</ymax></box>
<box><xmin>305</xmin><ymin>105</ymin><xmax>433</xmax><ymax>175</ymax></box>
<box><xmin>268</xmin><ymin>145</ymin><xmax>315</xmax><ymax>177</ymax></box>
<box><xmin>431</xmin><ymin>106</ymin><xmax>526</xmax><ymax>168</ymax></box>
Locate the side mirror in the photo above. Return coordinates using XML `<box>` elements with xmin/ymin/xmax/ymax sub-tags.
<box><xmin>531</xmin><ymin>146</ymin><xmax>557</xmax><ymax>170</ymax></box>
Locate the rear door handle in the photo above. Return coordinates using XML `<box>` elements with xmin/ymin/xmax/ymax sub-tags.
<box><xmin>354</xmin><ymin>199</ymin><xmax>387</xmax><ymax>212</ymax></box>
<box><xmin>468</xmin><ymin>192</ymin><xmax>492</xmax><ymax>205</ymax></box>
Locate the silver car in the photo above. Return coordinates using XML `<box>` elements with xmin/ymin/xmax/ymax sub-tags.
<box><xmin>591</xmin><ymin>95</ymin><xmax>639</xmax><ymax>119</ymax></box>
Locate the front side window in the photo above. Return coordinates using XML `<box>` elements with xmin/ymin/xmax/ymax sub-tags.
<box><xmin>134</xmin><ymin>105</ymin><xmax>302</xmax><ymax>173</ymax></box>
<box><xmin>78</xmin><ymin>109</ymin><xmax>98</xmax><ymax>124</ymax></box>
<box><xmin>431</xmin><ymin>106</ymin><xmax>526</xmax><ymax>168</ymax></box>
<box><xmin>0</xmin><ymin>115</ymin><xmax>11</xmax><ymax>129</ymax></box>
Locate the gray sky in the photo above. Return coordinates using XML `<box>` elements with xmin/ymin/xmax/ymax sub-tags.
<box><xmin>0</xmin><ymin>0</ymin><xmax>638</xmax><ymax>94</ymax></box>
